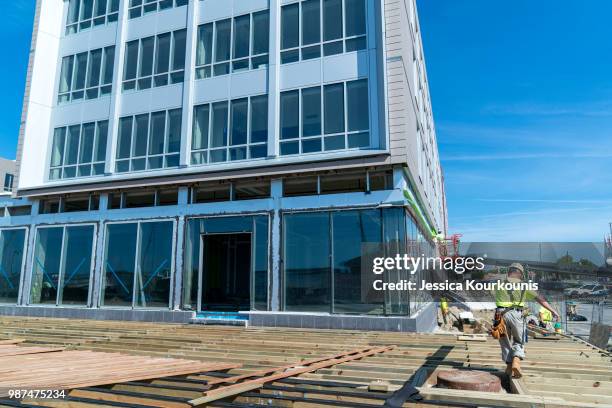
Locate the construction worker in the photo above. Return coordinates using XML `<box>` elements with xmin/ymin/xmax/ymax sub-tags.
<box><xmin>491</xmin><ymin>263</ymin><xmax>559</xmax><ymax>378</ymax></box>
<box><xmin>538</xmin><ymin>306</ymin><xmax>553</xmax><ymax>330</ymax></box>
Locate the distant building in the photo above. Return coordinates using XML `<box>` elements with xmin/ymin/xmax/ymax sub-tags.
<box><xmin>0</xmin><ymin>0</ymin><xmax>446</xmax><ymax>331</ymax></box>
<box><xmin>0</xmin><ymin>158</ymin><xmax>16</xmax><ymax>195</ymax></box>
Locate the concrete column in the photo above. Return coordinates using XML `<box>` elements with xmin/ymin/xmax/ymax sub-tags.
<box><xmin>179</xmin><ymin>0</ymin><xmax>199</xmax><ymax>166</ymax></box>
<box><xmin>172</xmin><ymin>187</ymin><xmax>190</xmax><ymax>310</ymax></box>
<box><xmin>19</xmin><ymin>199</ymin><xmax>40</xmax><ymax>305</ymax></box>
<box><xmin>105</xmin><ymin>0</ymin><xmax>129</xmax><ymax>174</ymax></box>
<box><xmin>267</xmin><ymin>0</ymin><xmax>281</xmax><ymax>158</ymax></box>
<box><xmin>270</xmin><ymin>178</ymin><xmax>282</xmax><ymax>311</ymax></box>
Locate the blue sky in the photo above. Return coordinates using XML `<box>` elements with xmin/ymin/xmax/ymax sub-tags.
<box><xmin>417</xmin><ymin>0</ymin><xmax>612</xmax><ymax>242</ymax></box>
<box><xmin>0</xmin><ymin>1</ymin><xmax>610</xmax><ymax>242</ymax></box>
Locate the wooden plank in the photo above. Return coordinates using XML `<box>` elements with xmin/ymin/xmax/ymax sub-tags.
<box><xmin>188</xmin><ymin>346</ymin><xmax>395</xmax><ymax>406</ymax></box>
<box><xmin>0</xmin><ymin>339</ymin><xmax>26</xmax><ymax>345</ymax></box>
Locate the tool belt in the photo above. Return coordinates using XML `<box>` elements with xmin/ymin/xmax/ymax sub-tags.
<box><xmin>491</xmin><ymin>307</ymin><xmax>522</xmax><ymax>339</ymax></box>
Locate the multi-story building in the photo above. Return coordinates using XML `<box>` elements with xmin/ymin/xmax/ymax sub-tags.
<box><xmin>0</xmin><ymin>158</ymin><xmax>16</xmax><ymax>195</ymax></box>
<box><xmin>0</xmin><ymin>0</ymin><xmax>446</xmax><ymax>331</ymax></box>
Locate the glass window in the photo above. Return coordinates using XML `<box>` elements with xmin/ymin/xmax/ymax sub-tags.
<box><xmin>215</xmin><ymin>19</ymin><xmax>231</xmax><ymax>63</ymax></box>
<box><xmin>283</xmin><ymin>176</ymin><xmax>318</xmax><ymax>197</ymax></box>
<box><xmin>139</xmin><ymin>36</ymin><xmax>155</xmax><ymax>81</ymax></box>
<box><xmin>86</xmin><ymin>49</ymin><xmax>102</xmax><ymax>89</ymax></box>
<box><xmin>233</xmin><ymin>15</ymin><xmax>250</xmax><ymax>60</ymax></box>
<box><xmin>192</xmin><ymin>104</ymin><xmax>210</xmax><ymax>152</ymax></box>
<box><xmin>135</xmin><ymin>222</ymin><xmax>173</xmax><ymax>308</ymax></box>
<box><xmin>324</xmin><ymin>83</ymin><xmax>345</xmax><ymax>134</ymax></box>
<box><xmin>0</xmin><ymin>229</ymin><xmax>27</xmax><ymax>304</ymax></box>
<box><xmin>65</xmin><ymin>125</ymin><xmax>81</xmax><ymax>166</ymax></box>
<box><xmin>195</xmin><ymin>23</ymin><xmax>213</xmax><ymax>79</ymax></box>
<box><xmin>323</xmin><ymin>0</ymin><xmax>343</xmax><ymax>41</ymax></box>
<box><xmin>58</xmin><ymin>56</ymin><xmax>74</xmax><ymax>101</ymax></box>
<box><xmin>250</xmin><ymin>95</ymin><xmax>268</xmax><ymax>144</ymax></box>
<box><xmin>103</xmin><ymin>223</ymin><xmax>137</xmax><ymax>307</ymax></box>
<box><xmin>73</xmin><ymin>52</ymin><xmax>88</xmax><ymax>92</ymax></box>
<box><xmin>252</xmin><ymin>11</ymin><xmax>270</xmax><ymax>56</ymax></box>
<box><xmin>347</xmin><ymin>79</ymin><xmax>369</xmax><ymax>131</ymax></box>
<box><xmin>66</xmin><ymin>0</ymin><xmax>118</xmax><ymax>34</ymax></box>
<box><xmin>149</xmin><ymin>111</ymin><xmax>166</xmax><ymax>156</ymax></box>
<box><xmin>302</xmin><ymin>0</ymin><xmax>321</xmax><ymax>45</ymax></box>
<box><xmin>345</xmin><ymin>0</ymin><xmax>366</xmax><ymax>37</ymax></box>
<box><xmin>172</xmin><ymin>29</ymin><xmax>187</xmax><ymax>71</ymax></box>
<box><xmin>211</xmin><ymin>102</ymin><xmax>228</xmax><ymax>148</ymax></box>
<box><xmin>281</xmin><ymin>4</ymin><xmax>299</xmax><ymax>50</ymax></box>
<box><xmin>30</xmin><ymin>228</ymin><xmax>63</xmax><ymax>305</ymax></box>
<box><xmin>59</xmin><ymin>226</ymin><xmax>94</xmax><ymax>305</ymax></box>
<box><xmin>59</xmin><ymin>46</ymin><xmax>113</xmax><ymax>102</ymax></box>
<box><xmin>124</xmin><ymin>41</ymin><xmax>139</xmax><ymax>83</ymax></box>
<box><xmin>284</xmin><ymin>212</ymin><xmax>330</xmax><ymax>312</ymax></box>
<box><xmin>155</xmin><ymin>33</ymin><xmax>171</xmax><ymax>74</ymax></box>
<box><xmin>233</xmin><ymin>180</ymin><xmax>270</xmax><ymax>200</ymax></box>
<box><xmin>332</xmin><ymin>210</ymin><xmax>383</xmax><ymax>313</ymax></box>
<box><xmin>167</xmin><ymin>109</ymin><xmax>182</xmax><ymax>153</ymax></box>
<box><xmin>302</xmin><ymin>87</ymin><xmax>321</xmax><ymax>137</ymax></box>
<box><xmin>117</xmin><ymin>117</ymin><xmax>133</xmax><ymax>160</ymax></box>
<box><xmin>280</xmin><ymin>91</ymin><xmax>299</xmax><ymax>140</ymax></box>
<box><xmin>230</xmin><ymin>99</ymin><xmax>248</xmax><ymax>146</ymax></box>
<box><xmin>50</xmin><ymin>128</ymin><xmax>66</xmax><ymax>168</ymax></box>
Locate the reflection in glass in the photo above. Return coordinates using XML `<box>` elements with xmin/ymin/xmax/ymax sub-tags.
<box><xmin>332</xmin><ymin>210</ymin><xmax>383</xmax><ymax>314</ymax></box>
<box><xmin>284</xmin><ymin>212</ymin><xmax>331</xmax><ymax>312</ymax></box>
<box><xmin>59</xmin><ymin>226</ymin><xmax>94</xmax><ymax>305</ymax></box>
<box><xmin>0</xmin><ymin>229</ymin><xmax>26</xmax><ymax>304</ymax></box>
<box><xmin>30</xmin><ymin>228</ymin><xmax>63</xmax><ymax>305</ymax></box>
<box><xmin>103</xmin><ymin>223</ymin><xmax>137</xmax><ymax>307</ymax></box>
<box><xmin>135</xmin><ymin>222</ymin><xmax>173</xmax><ymax>308</ymax></box>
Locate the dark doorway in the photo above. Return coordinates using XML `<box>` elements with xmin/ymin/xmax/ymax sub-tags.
<box><xmin>201</xmin><ymin>233</ymin><xmax>251</xmax><ymax>311</ymax></box>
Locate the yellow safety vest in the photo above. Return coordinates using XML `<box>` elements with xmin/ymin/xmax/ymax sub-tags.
<box><xmin>539</xmin><ymin>307</ymin><xmax>553</xmax><ymax>322</ymax></box>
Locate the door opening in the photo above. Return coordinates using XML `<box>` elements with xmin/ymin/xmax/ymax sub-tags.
<box><xmin>201</xmin><ymin>233</ymin><xmax>251</xmax><ymax>312</ymax></box>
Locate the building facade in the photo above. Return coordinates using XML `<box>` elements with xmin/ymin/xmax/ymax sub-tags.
<box><xmin>0</xmin><ymin>0</ymin><xmax>446</xmax><ymax>331</ymax></box>
<box><xmin>0</xmin><ymin>158</ymin><xmax>16</xmax><ymax>195</ymax></box>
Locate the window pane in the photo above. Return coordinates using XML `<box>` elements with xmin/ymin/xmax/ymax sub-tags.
<box><xmin>125</xmin><ymin>41</ymin><xmax>139</xmax><ymax>80</ymax></box>
<box><xmin>284</xmin><ymin>213</ymin><xmax>330</xmax><ymax>312</ymax></box>
<box><xmin>73</xmin><ymin>52</ymin><xmax>88</xmax><ymax>90</ymax></box>
<box><xmin>172</xmin><ymin>29</ymin><xmax>187</xmax><ymax>71</ymax></box>
<box><xmin>324</xmin><ymin>83</ymin><xmax>345</xmax><ymax>134</ymax></box>
<box><xmin>95</xmin><ymin>0</ymin><xmax>108</xmax><ymax>16</ymax></box>
<box><xmin>135</xmin><ymin>222</ymin><xmax>173</xmax><ymax>308</ymax></box>
<box><xmin>192</xmin><ymin>104</ymin><xmax>210</xmax><ymax>150</ymax></box>
<box><xmin>102</xmin><ymin>47</ymin><xmax>115</xmax><ymax>85</ymax></box>
<box><xmin>0</xmin><ymin>229</ymin><xmax>26</xmax><ymax>304</ymax></box>
<box><xmin>347</xmin><ymin>79</ymin><xmax>369</xmax><ymax>131</ymax></box>
<box><xmin>280</xmin><ymin>90</ymin><xmax>299</xmax><ymax>140</ymax></box>
<box><xmin>67</xmin><ymin>0</ymin><xmax>81</xmax><ymax>24</ymax></box>
<box><xmin>345</xmin><ymin>0</ymin><xmax>366</xmax><ymax>37</ymax></box>
<box><xmin>149</xmin><ymin>111</ymin><xmax>166</xmax><ymax>155</ymax></box>
<box><xmin>167</xmin><ymin>109</ymin><xmax>182</xmax><ymax>153</ymax></box>
<box><xmin>59</xmin><ymin>56</ymin><xmax>74</xmax><ymax>93</ymax></box>
<box><xmin>323</xmin><ymin>0</ymin><xmax>343</xmax><ymax>41</ymax></box>
<box><xmin>140</xmin><ymin>37</ymin><xmax>155</xmax><ymax>77</ymax></box>
<box><xmin>233</xmin><ymin>15</ymin><xmax>250</xmax><ymax>59</ymax></box>
<box><xmin>302</xmin><ymin>0</ymin><xmax>321</xmax><ymax>46</ymax></box>
<box><xmin>59</xmin><ymin>225</ymin><xmax>94</xmax><ymax>306</ymax></box>
<box><xmin>302</xmin><ymin>87</ymin><xmax>321</xmax><ymax>137</ymax></box>
<box><xmin>196</xmin><ymin>23</ymin><xmax>213</xmax><ymax>66</ymax></box>
<box><xmin>333</xmin><ymin>210</ymin><xmax>384</xmax><ymax>314</ymax></box>
<box><xmin>117</xmin><ymin>117</ymin><xmax>133</xmax><ymax>159</ymax></box>
<box><xmin>252</xmin><ymin>11</ymin><xmax>269</xmax><ymax>55</ymax></box>
<box><xmin>103</xmin><ymin>223</ymin><xmax>137</xmax><ymax>307</ymax></box>
<box><xmin>94</xmin><ymin>121</ymin><xmax>108</xmax><ymax>163</ymax></box>
<box><xmin>110</xmin><ymin>0</ymin><xmax>120</xmax><ymax>12</ymax></box>
<box><xmin>81</xmin><ymin>0</ymin><xmax>94</xmax><ymax>20</ymax></box>
<box><xmin>230</xmin><ymin>98</ymin><xmax>248</xmax><ymax>146</ymax></box>
<box><xmin>250</xmin><ymin>95</ymin><xmax>268</xmax><ymax>144</ymax></box>
<box><xmin>50</xmin><ymin>128</ymin><xmax>66</xmax><ymax>167</ymax></box>
<box><xmin>134</xmin><ymin>114</ymin><xmax>149</xmax><ymax>157</ymax></box>
<box><xmin>215</xmin><ymin>19</ymin><xmax>231</xmax><ymax>62</ymax></box>
<box><xmin>86</xmin><ymin>49</ymin><xmax>102</xmax><ymax>88</ymax></box>
<box><xmin>30</xmin><ymin>227</ymin><xmax>63</xmax><ymax>305</ymax></box>
<box><xmin>79</xmin><ymin>123</ymin><xmax>95</xmax><ymax>164</ymax></box>
<box><xmin>155</xmin><ymin>33</ymin><xmax>171</xmax><ymax>74</ymax></box>
<box><xmin>65</xmin><ymin>125</ymin><xmax>81</xmax><ymax>165</ymax></box>
<box><xmin>281</xmin><ymin>4</ymin><xmax>299</xmax><ymax>50</ymax></box>
<box><xmin>211</xmin><ymin>101</ymin><xmax>229</xmax><ymax>148</ymax></box>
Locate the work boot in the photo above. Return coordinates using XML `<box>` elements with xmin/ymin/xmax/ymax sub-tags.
<box><xmin>511</xmin><ymin>357</ymin><xmax>522</xmax><ymax>378</ymax></box>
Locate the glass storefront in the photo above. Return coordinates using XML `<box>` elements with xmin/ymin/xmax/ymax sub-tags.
<box><xmin>30</xmin><ymin>225</ymin><xmax>95</xmax><ymax>306</ymax></box>
<box><xmin>0</xmin><ymin>228</ymin><xmax>27</xmax><ymax>304</ymax></box>
<box><xmin>283</xmin><ymin>207</ymin><xmax>435</xmax><ymax>315</ymax></box>
<box><xmin>102</xmin><ymin>221</ymin><xmax>173</xmax><ymax>308</ymax></box>
<box><xmin>183</xmin><ymin>214</ymin><xmax>269</xmax><ymax>311</ymax></box>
